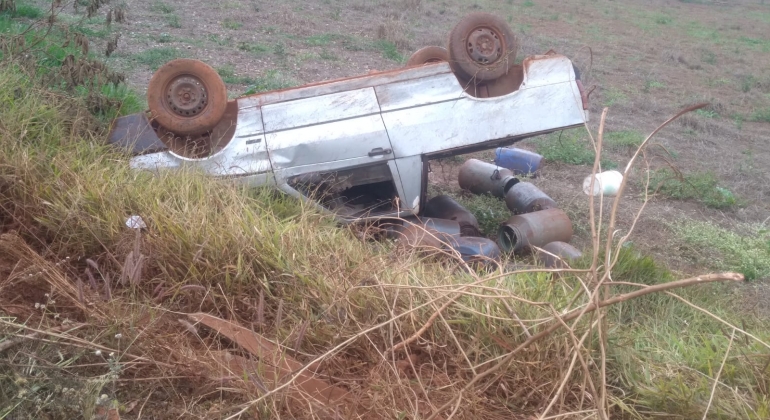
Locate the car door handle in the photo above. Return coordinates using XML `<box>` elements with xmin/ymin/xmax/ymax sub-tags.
<box><xmin>368</xmin><ymin>147</ymin><xmax>392</xmax><ymax>157</ymax></box>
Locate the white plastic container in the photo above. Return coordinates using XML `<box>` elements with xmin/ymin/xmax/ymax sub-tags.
<box><xmin>583</xmin><ymin>170</ymin><xmax>623</xmax><ymax>196</ymax></box>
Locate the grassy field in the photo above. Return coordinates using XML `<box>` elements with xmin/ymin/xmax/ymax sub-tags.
<box><xmin>1</xmin><ymin>0</ymin><xmax>770</xmax><ymax>419</ymax></box>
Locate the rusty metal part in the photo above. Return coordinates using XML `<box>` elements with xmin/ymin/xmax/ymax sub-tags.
<box><xmin>383</xmin><ymin>217</ymin><xmax>462</xmax><ymax>240</ymax></box>
<box><xmin>447</xmin><ymin>236</ymin><xmax>501</xmax><ymax>264</ymax></box>
<box><xmin>147</xmin><ymin>58</ymin><xmax>228</xmax><ymax>135</ymax></box>
<box><xmin>166</xmin><ymin>75</ymin><xmax>208</xmax><ymax>118</ymax></box>
<box><xmin>423</xmin><ymin>195</ymin><xmax>481</xmax><ymax>237</ymax></box>
<box><xmin>504</xmin><ymin>182</ymin><xmax>557</xmax><ymax>214</ymax></box>
<box><xmin>535</xmin><ymin>241</ymin><xmax>583</xmax><ymax>268</ymax></box>
<box><xmin>458</xmin><ymin>158</ymin><xmax>518</xmax><ymax>198</ymax></box>
<box><xmin>498</xmin><ymin>208</ymin><xmax>573</xmax><ymax>253</ymax></box>
<box><xmin>157</xmin><ymin>100</ymin><xmax>238</xmax><ymax>159</ymax></box>
<box><xmin>406</xmin><ymin>46</ymin><xmax>449</xmax><ymax>67</ymax></box>
<box><xmin>448</xmin><ymin>12</ymin><xmax>518</xmax><ymax>81</ymax></box>
<box><xmin>396</xmin><ymin>220</ymin><xmax>460</xmax><ymax>251</ymax></box>
<box><xmin>107</xmin><ymin>112</ymin><xmax>167</xmax><ymax>155</ymax></box>
<box><xmin>467</xmin><ymin>27</ymin><xmax>502</xmax><ymax>65</ymax></box>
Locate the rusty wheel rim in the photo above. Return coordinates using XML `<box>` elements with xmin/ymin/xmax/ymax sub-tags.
<box><xmin>466</xmin><ymin>26</ymin><xmax>503</xmax><ymax>65</ymax></box>
<box><xmin>165</xmin><ymin>75</ymin><xmax>209</xmax><ymax>118</ymax></box>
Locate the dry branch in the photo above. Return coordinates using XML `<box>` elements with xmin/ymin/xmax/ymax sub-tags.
<box><xmin>427</xmin><ymin>272</ymin><xmax>744</xmax><ymax>419</ymax></box>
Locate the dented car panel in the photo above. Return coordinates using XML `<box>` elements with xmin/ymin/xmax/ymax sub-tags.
<box><xmin>113</xmin><ymin>53</ymin><xmax>588</xmax><ymax>223</ymax></box>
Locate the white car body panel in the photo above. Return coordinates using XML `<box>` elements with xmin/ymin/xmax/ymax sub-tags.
<box><xmin>125</xmin><ymin>54</ymin><xmax>589</xmax><ymax>222</ymax></box>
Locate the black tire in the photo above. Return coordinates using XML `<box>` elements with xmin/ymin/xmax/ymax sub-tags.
<box><xmin>447</xmin><ymin>12</ymin><xmax>518</xmax><ymax>82</ymax></box>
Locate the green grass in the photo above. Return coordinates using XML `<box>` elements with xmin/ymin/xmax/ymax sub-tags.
<box><xmin>3</xmin><ymin>4</ymin><xmax>44</xmax><ymax>19</ymax></box>
<box><xmin>165</xmin><ymin>14</ymin><xmax>181</xmax><ymax>28</ymax></box>
<box><xmin>603</xmin><ymin>87</ymin><xmax>628</xmax><ymax>107</ymax></box>
<box><xmin>605</xmin><ymin>130</ymin><xmax>645</xmax><ymax>150</ymax></box>
<box><xmin>151</xmin><ymin>1</ymin><xmax>174</xmax><ymax>14</ymax></box>
<box><xmin>243</xmin><ymin>70</ymin><xmax>298</xmax><ymax>95</ymax></box>
<box><xmin>535</xmin><ymin>130</ymin><xmax>617</xmax><ymax>169</ymax></box>
<box><xmin>237</xmin><ymin>41</ymin><xmax>268</xmax><ymax>55</ymax></box>
<box><xmin>647</xmin><ymin>169</ymin><xmax>739</xmax><ymax>209</ymax></box>
<box><xmin>430</xmin><ymin>184</ymin><xmax>510</xmax><ymax>238</ymax></box>
<box><xmin>671</xmin><ymin>221</ymin><xmax>770</xmax><ymax>281</ymax></box>
<box><xmin>132</xmin><ymin>47</ymin><xmax>186</xmax><ymax>70</ymax></box>
<box><xmin>750</xmin><ymin>106</ymin><xmax>770</xmax><ymax>122</ymax></box>
<box><xmin>216</xmin><ymin>65</ymin><xmax>258</xmax><ymax>85</ymax></box>
<box><xmin>221</xmin><ymin>18</ymin><xmax>242</xmax><ymax>30</ymax></box>
<box><xmin>374</xmin><ymin>40</ymin><xmax>403</xmax><ymax>62</ymax></box>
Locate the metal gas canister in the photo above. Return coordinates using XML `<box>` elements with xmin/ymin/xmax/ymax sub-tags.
<box><xmin>498</xmin><ymin>208</ymin><xmax>573</xmax><ymax>253</ymax></box>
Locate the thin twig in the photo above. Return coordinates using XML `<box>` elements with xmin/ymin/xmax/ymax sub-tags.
<box><xmin>703</xmin><ymin>328</ymin><xmax>736</xmax><ymax>419</ymax></box>
<box><xmin>426</xmin><ymin>272</ymin><xmax>743</xmax><ymax>419</ymax></box>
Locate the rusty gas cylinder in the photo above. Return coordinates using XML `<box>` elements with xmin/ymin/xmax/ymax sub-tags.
<box><xmin>395</xmin><ymin>218</ymin><xmax>462</xmax><ymax>252</ymax></box>
<box><xmin>504</xmin><ymin>182</ymin><xmax>557</xmax><ymax>214</ymax></box>
<box><xmin>498</xmin><ymin>208</ymin><xmax>573</xmax><ymax>253</ymax></box>
<box><xmin>423</xmin><ymin>195</ymin><xmax>481</xmax><ymax>236</ymax></box>
<box><xmin>535</xmin><ymin>241</ymin><xmax>583</xmax><ymax>268</ymax></box>
<box><xmin>447</xmin><ymin>236</ymin><xmax>501</xmax><ymax>264</ymax></box>
<box><xmin>458</xmin><ymin>158</ymin><xmax>519</xmax><ymax>198</ymax></box>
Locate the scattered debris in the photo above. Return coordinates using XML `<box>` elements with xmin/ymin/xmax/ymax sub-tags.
<box><xmin>458</xmin><ymin>158</ymin><xmax>518</xmax><ymax>198</ymax></box>
<box><xmin>124</xmin><ymin>215</ymin><xmax>146</xmax><ymax>229</ymax></box>
<box><xmin>494</xmin><ymin>147</ymin><xmax>543</xmax><ymax>176</ymax></box>
<box><xmin>423</xmin><ymin>195</ymin><xmax>481</xmax><ymax>237</ymax></box>
<box><xmin>535</xmin><ymin>241</ymin><xmax>583</xmax><ymax>268</ymax></box>
<box><xmin>504</xmin><ymin>181</ymin><xmax>557</xmax><ymax>214</ymax></box>
<box><xmin>498</xmin><ymin>208</ymin><xmax>574</xmax><ymax>253</ymax></box>
<box><xmin>583</xmin><ymin>170</ymin><xmax>623</xmax><ymax>196</ymax></box>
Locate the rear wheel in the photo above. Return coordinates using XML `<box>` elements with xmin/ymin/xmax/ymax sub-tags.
<box><xmin>406</xmin><ymin>46</ymin><xmax>449</xmax><ymax>67</ymax></box>
<box><xmin>147</xmin><ymin>59</ymin><xmax>227</xmax><ymax>135</ymax></box>
<box><xmin>447</xmin><ymin>12</ymin><xmax>518</xmax><ymax>82</ymax></box>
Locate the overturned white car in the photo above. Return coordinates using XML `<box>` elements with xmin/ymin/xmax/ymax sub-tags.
<box><xmin>108</xmin><ymin>12</ymin><xmax>590</xmax><ymax>223</ymax></box>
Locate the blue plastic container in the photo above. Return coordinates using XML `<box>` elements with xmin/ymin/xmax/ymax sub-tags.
<box><xmin>494</xmin><ymin>147</ymin><xmax>543</xmax><ymax>176</ymax></box>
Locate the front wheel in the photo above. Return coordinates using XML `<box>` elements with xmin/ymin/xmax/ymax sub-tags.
<box><xmin>147</xmin><ymin>59</ymin><xmax>227</xmax><ymax>135</ymax></box>
<box><xmin>447</xmin><ymin>12</ymin><xmax>518</xmax><ymax>82</ymax></box>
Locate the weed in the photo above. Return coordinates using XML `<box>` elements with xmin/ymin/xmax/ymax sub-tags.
<box><xmin>653</xmin><ymin>14</ymin><xmax>673</xmax><ymax>25</ymax></box>
<box><xmin>671</xmin><ymin>221</ymin><xmax>770</xmax><ymax>281</ymax></box>
<box><xmin>603</xmin><ymin>87</ymin><xmax>628</xmax><ymax>107</ymax></box>
<box><xmin>740</xmin><ymin>75</ymin><xmax>756</xmax><ymax>93</ymax></box>
<box><xmin>151</xmin><ymin>1</ymin><xmax>174</xmax><ymax>14</ymax></box>
<box><xmin>605</xmin><ymin>130</ymin><xmax>645</xmax><ymax>149</ymax></box>
<box><xmin>238</xmin><ymin>41</ymin><xmax>268</xmax><ymax>55</ymax></box>
<box><xmin>165</xmin><ymin>14</ymin><xmax>180</xmax><ymax>28</ymax></box>
<box><xmin>374</xmin><ymin>40</ymin><xmax>403</xmax><ymax>62</ymax></box>
<box><xmin>523</xmin><ymin>0</ymin><xmax>535</xmax><ymax>6</ymax></box>
<box><xmin>305</xmin><ymin>33</ymin><xmax>337</xmax><ymax>46</ymax></box>
<box><xmin>273</xmin><ymin>42</ymin><xmax>286</xmax><ymax>56</ymax></box>
<box><xmin>217</xmin><ymin>65</ymin><xmax>258</xmax><ymax>85</ymax></box>
<box><xmin>643</xmin><ymin>79</ymin><xmax>665</xmax><ymax>93</ymax></box>
<box><xmin>243</xmin><ymin>70</ymin><xmax>297</xmax><ymax>95</ymax></box>
<box><xmin>208</xmin><ymin>34</ymin><xmax>233</xmax><ymax>46</ymax></box>
<box><xmin>535</xmin><ymin>130</ymin><xmax>617</xmax><ymax>168</ymax></box>
<box><xmin>446</xmin><ymin>192</ymin><xmax>509</xmax><ymax>237</ymax></box>
<box><xmin>4</xmin><ymin>4</ymin><xmax>43</xmax><ymax>19</ymax></box>
<box><xmin>695</xmin><ymin>108</ymin><xmax>718</xmax><ymax>118</ymax></box>
<box><xmin>330</xmin><ymin>7</ymin><xmax>341</xmax><ymax>20</ymax></box>
<box><xmin>133</xmin><ymin>47</ymin><xmax>185</xmax><ymax>70</ymax></box>
<box><xmin>750</xmin><ymin>107</ymin><xmax>770</xmax><ymax>122</ymax></box>
<box><xmin>222</xmin><ymin>18</ymin><xmax>242</xmax><ymax>30</ymax></box>
<box><xmin>700</xmin><ymin>49</ymin><xmax>716</xmax><ymax>65</ymax></box>
<box><xmin>647</xmin><ymin>169</ymin><xmax>739</xmax><ymax>209</ymax></box>
<box><xmin>319</xmin><ymin>49</ymin><xmax>338</xmax><ymax>61</ymax></box>
<box><xmin>155</xmin><ymin>32</ymin><xmax>173</xmax><ymax>43</ymax></box>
